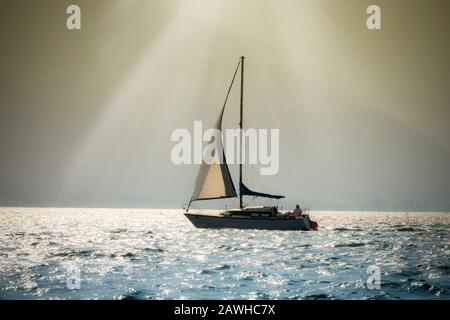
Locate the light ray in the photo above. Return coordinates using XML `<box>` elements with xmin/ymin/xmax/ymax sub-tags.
<box><xmin>61</xmin><ymin>0</ymin><xmax>222</xmax><ymax>200</ymax></box>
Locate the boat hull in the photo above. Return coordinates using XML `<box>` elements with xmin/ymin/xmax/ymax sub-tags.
<box><xmin>184</xmin><ymin>213</ymin><xmax>312</xmax><ymax>231</ymax></box>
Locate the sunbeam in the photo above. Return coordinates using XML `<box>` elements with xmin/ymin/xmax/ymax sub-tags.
<box><xmin>62</xmin><ymin>0</ymin><xmax>223</xmax><ymax>201</ymax></box>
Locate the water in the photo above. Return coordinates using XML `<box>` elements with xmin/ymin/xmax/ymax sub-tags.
<box><xmin>0</xmin><ymin>208</ymin><xmax>448</xmax><ymax>300</ymax></box>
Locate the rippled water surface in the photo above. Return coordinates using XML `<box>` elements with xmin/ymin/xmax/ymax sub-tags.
<box><xmin>0</xmin><ymin>208</ymin><xmax>449</xmax><ymax>300</ymax></box>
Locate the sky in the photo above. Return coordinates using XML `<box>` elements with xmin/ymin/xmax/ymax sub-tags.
<box><xmin>0</xmin><ymin>0</ymin><xmax>449</xmax><ymax>211</ymax></box>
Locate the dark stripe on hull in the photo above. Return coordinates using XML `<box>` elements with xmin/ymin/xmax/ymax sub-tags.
<box><xmin>184</xmin><ymin>213</ymin><xmax>311</xmax><ymax>231</ymax></box>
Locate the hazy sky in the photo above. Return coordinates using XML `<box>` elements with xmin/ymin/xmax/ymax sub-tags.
<box><xmin>0</xmin><ymin>0</ymin><xmax>449</xmax><ymax>211</ymax></box>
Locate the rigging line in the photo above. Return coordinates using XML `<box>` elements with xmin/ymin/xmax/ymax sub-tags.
<box><xmin>221</xmin><ymin>60</ymin><xmax>242</xmax><ymax>114</ymax></box>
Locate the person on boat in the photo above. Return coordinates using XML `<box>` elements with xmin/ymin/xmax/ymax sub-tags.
<box><xmin>293</xmin><ymin>204</ymin><xmax>303</xmax><ymax>218</ymax></box>
<box><xmin>271</xmin><ymin>207</ymin><xmax>278</xmax><ymax>217</ymax></box>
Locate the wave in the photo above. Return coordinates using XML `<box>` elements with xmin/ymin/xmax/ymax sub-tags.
<box><xmin>121</xmin><ymin>252</ymin><xmax>137</xmax><ymax>259</ymax></box>
<box><xmin>50</xmin><ymin>249</ymin><xmax>93</xmax><ymax>257</ymax></box>
<box><xmin>395</xmin><ymin>227</ymin><xmax>416</xmax><ymax>232</ymax></box>
<box><xmin>218</xmin><ymin>245</ymin><xmax>239</xmax><ymax>251</ymax></box>
<box><xmin>110</xmin><ymin>228</ymin><xmax>127</xmax><ymax>234</ymax></box>
<box><xmin>199</xmin><ymin>269</ymin><xmax>215</xmax><ymax>275</ymax></box>
<box><xmin>294</xmin><ymin>244</ymin><xmax>311</xmax><ymax>248</ymax></box>
<box><xmin>303</xmin><ymin>293</ymin><xmax>333</xmax><ymax>300</ymax></box>
<box><xmin>381</xmin><ymin>280</ymin><xmax>403</xmax><ymax>289</ymax></box>
<box><xmin>120</xmin><ymin>290</ymin><xmax>145</xmax><ymax>300</ymax></box>
<box><xmin>214</xmin><ymin>264</ymin><xmax>232</xmax><ymax>270</ymax></box>
<box><xmin>143</xmin><ymin>247</ymin><xmax>164</xmax><ymax>253</ymax></box>
<box><xmin>436</xmin><ymin>265</ymin><xmax>450</xmax><ymax>272</ymax></box>
<box><xmin>334</xmin><ymin>242</ymin><xmax>368</xmax><ymax>248</ymax></box>
<box><xmin>408</xmin><ymin>279</ymin><xmax>444</xmax><ymax>295</ymax></box>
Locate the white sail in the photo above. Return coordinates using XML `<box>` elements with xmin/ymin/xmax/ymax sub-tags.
<box><xmin>189</xmin><ymin>61</ymin><xmax>242</xmax><ymax>204</ymax></box>
<box><xmin>190</xmin><ymin>108</ymin><xmax>237</xmax><ymax>202</ymax></box>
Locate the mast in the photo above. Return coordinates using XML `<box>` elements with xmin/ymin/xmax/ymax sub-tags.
<box><xmin>239</xmin><ymin>56</ymin><xmax>245</xmax><ymax>209</ymax></box>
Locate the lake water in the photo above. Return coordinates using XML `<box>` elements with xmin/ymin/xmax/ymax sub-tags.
<box><xmin>0</xmin><ymin>208</ymin><xmax>448</xmax><ymax>300</ymax></box>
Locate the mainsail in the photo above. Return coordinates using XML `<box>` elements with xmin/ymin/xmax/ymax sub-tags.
<box><xmin>240</xmin><ymin>183</ymin><xmax>285</xmax><ymax>200</ymax></box>
<box><xmin>189</xmin><ymin>62</ymin><xmax>241</xmax><ymax>204</ymax></box>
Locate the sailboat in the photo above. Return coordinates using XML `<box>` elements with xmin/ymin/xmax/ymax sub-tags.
<box><xmin>184</xmin><ymin>57</ymin><xmax>318</xmax><ymax>231</ymax></box>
